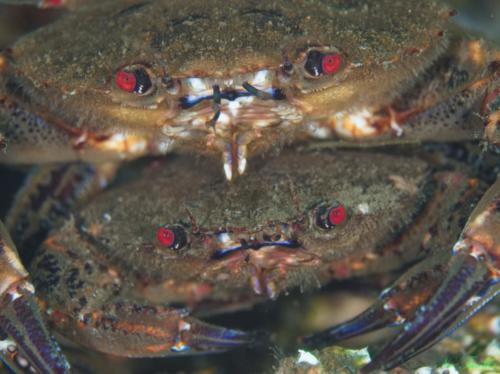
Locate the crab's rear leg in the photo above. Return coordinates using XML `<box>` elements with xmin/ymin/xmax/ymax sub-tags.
<box><xmin>304</xmin><ymin>179</ymin><xmax>500</xmax><ymax>372</ymax></box>
<box><xmin>0</xmin><ymin>221</ymin><xmax>70</xmax><ymax>373</ymax></box>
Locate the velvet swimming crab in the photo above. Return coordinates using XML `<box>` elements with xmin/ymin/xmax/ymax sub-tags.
<box><xmin>18</xmin><ymin>149</ymin><xmax>500</xmax><ymax>374</ymax></box>
<box><xmin>0</xmin><ymin>0</ymin><xmax>499</xmax><ymax>373</ymax></box>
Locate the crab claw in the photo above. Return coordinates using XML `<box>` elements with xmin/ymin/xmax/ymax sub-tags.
<box><xmin>302</xmin><ymin>253</ymin><xmax>452</xmax><ymax>351</ymax></box>
<box><xmin>167</xmin><ymin>316</ymin><xmax>253</xmax><ymax>355</ymax></box>
<box><xmin>48</xmin><ymin>302</ymin><xmax>251</xmax><ymax>358</ymax></box>
<box><xmin>304</xmin><ymin>180</ymin><xmax>500</xmax><ymax>373</ymax></box>
<box><xmin>361</xmin><ymin>253</ymin><xmax>496</xmax><ymax>373</ymax></box>
<box><xmin>0</xmin><ymin>222</ymin><xmax>70</xmax><ymax>374</ymax></box>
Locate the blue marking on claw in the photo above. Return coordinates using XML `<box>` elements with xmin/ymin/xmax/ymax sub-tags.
<box><xmin>170</xmin><ymin>343</ymin><xmax>191</xmax><ymax>353</ymax></box>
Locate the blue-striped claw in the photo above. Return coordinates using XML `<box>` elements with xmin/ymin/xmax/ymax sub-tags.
<box><xmin>1</xmin><ymin>221</ymin><xmax>70</xmax><ymax>374</ymax></box>
<box><xmin>0</xmin><ymin>280</ymin><xmax>70</xmax><ymax>374</ymax></box>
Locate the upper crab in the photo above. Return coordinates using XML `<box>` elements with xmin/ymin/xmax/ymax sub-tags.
<box><xmin>0</xmin><ymin>0</ymin><xmax>474</xmax><ymax>179</ymax></box>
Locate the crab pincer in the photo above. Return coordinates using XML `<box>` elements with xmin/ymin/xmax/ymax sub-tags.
<box><xmin>0</xmin><ymin>222</ymin><xmax>70</xmax><ymax>374</ymax></box>
<box><xmin>303</xmin><ymin>180</ymin><xmax>500</xmax><ymax>373</ymax></box>
<box><xmin>44</xmin><ymin>302</ymin><xmax>251</xmax><ymax>358</ymax></box>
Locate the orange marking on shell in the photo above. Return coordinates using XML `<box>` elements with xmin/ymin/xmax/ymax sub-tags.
<box><xmin>114</xmin><ymin>321</ymin><xmax>175</xmax><ymax>338</ymax></box>
<box><xmin>44</xmin><ymin>236</ymin><xmax>69</xmax><ymax>253</ymax></box>
<box><xmin>145</xmin><ymin>343</ymin><xmax>173</xmax><ymax>353</ymax></box>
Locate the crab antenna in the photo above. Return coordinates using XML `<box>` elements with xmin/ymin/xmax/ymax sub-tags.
<box><xmin>207</xmin><ymin>84</ymin><xmax>222</xmax><ymax>128</ymax></box>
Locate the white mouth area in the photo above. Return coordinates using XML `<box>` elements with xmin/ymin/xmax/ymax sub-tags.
<box><xmin>332</xmin><ymin>109</ymin><xmax>378</xmax><ymax>138</ymax></box>
<box><xmin>181</xmin><ymin>69</ymin><xmax>274</xmax><ymax>97</ymax></box>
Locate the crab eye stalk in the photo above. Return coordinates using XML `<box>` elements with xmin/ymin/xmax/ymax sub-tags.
<box><xmin>314</xmin><ymin>202</ymin><xmax>347</xmax><ymax>229</ymax></box>
<box><xmin>156</xmin><ymin>225</ymin><xmax>187</xmax><ymax>250</ymax></box>
<box><xmin>115</xmin><ymin>66</ymin><xmax>153</xmax><ymax>95</ymax></box>
<box><xmin>304</xmin><ymin>50</ymin><xmax>343</xmax><ymax>78</ymax></box>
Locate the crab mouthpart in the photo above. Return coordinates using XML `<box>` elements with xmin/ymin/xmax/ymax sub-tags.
<box><xmin>161</xmin><ymin>70</ymin><xmax>299</xmax><ymax>180</ymax></box>
<box><xmin>180</xmin><ymin>70</ymin><xmax>279</xmax><ymax>101</ymax></box>
<box><xmin>211</xmin><ymin>231</ymin><xmax>300</xmax><ymax>259</ymax></box>
<box><xmin>179</xmin><ymin>70</ymin><xmax>285</xmax><ymax>126</ymax></box>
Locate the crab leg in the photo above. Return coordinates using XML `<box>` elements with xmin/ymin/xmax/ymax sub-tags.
<box><xmin>0</xmin><ymin>221</ymin><xmax>70</xmax><ymax>373</ymax></box>
<box><xmin>6</xmin><ymin>162</ymin><xmax>116</xmax><ymax>250</ymax></box>
<box><xmin>361</xmin><ymin>255</ymin><xmax>495</xmax><ymax>373</ymax></box>
<box><xmin>302</xmin><ymin>253</ymin><xmax>450</xmax><ymax>346</ymax></box>
<box><xmin>304</xmin><ymin>179</ymin><xmax>500</xmax><ymax>373</ymax></box>
<box><xmin>0</xmin><ymin>162</ymin><xmax>118</xmax><ymax>373</ymax></box>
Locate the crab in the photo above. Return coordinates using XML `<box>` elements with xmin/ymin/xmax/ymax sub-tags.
<box><xmin>0</xmin><ymin>0</ymin><xmax>498</xmax><ymax>373</ymax></box>
<box><xmin>19</xmin><ymin>149</ymin><xmax>500</xmax><ymax>372</ymax></box>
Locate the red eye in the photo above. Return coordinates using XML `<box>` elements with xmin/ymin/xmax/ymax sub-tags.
<box><xmin>157</xmin><ymin>226</ymin><xmax>175</xmax><ymax>246</ymax></box>
<box><xmin>156</xmin><ymin>225</ymin><xmax>187</xmax><ymax>250</ymax></box>
<box><xmin>321</xmin><ymin>53</ymin><xmax>342</xmax><ymax>75</ymax></box>
<box><xmin>328</xmin><ymin>204</ymin><xmax>346</xmax><ymax>225</ymax></box>
<box><xmin>116</xmin><ymin>70</ymin><xmax>136</xmax><ymax>92</ymax></box>
<box><xmin>314</xmin><ymin>201</ymin><xmax>347</xmax><ymax>229</ymax></box>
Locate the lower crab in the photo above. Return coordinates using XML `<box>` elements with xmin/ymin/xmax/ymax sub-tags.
<box><xmin>1</xmin><ymin>147</ymin><xmax>497</xmax><ymax>373</ymax></box>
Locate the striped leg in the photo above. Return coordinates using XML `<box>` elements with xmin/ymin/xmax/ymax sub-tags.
<box><xmin>0</xmin><ymin>221</ymin><xmax>69</xmax><ymax>373</ymax></box>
